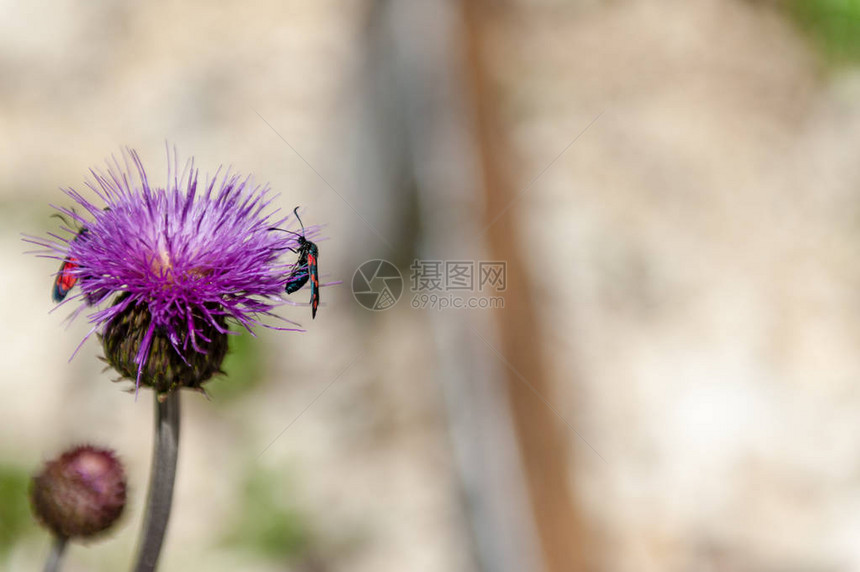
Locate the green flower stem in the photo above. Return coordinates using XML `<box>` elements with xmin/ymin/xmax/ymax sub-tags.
<box><xmin>43</xmin><ymin>535</ymin><xmax>67</xmax><ymax>572</ymax></box>
<box><xmin>132</xmin><ymin>392</ymin><xmax>181</xmax><ymax>572</ymax></box>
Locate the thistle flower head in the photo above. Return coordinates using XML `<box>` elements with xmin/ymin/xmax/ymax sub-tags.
<box><xmin>30</xmin><ymin>445</ymin><xmax>127</xmax><ymax>539</ymax></box>
<box><xmin>27</xmin><ymin>148</ymin><xmax>321</xmax><ymax>395</ymax></box>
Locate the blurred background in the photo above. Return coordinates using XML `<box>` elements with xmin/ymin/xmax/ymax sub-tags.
<box><xmin>3</xmin><ymin>0</ymin><xmax>860</xmax><ymax>570</ymax></box>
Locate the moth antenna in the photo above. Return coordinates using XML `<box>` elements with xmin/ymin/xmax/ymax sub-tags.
<box><xmin>268</xmin><ymin>227</ymin><xmax>302</xmax><ymax>238</ymax></box>
<box><xmin>50</xmin><ymin>213</ymin><xmax>72</xmax><ymax>227</ymax></box>
<box><xmin>293</xmin><ymin>206</ymin><xmax>306</xmax><ymax>235</ymax></box>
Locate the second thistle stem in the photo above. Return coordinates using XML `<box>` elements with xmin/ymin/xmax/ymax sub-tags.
<box><xmin>42</xmin><ymin>535</ymin><xmax>67</xmax><ymax>572</ymax></box>
<box><xmin>132</xmin><ymin>391</ymin><xmax>181</xmax><ymax>572</ymax></box>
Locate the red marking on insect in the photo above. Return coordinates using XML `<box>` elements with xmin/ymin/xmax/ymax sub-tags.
<box><xmin>52</xmin><ymin>225</ymin><xmax>90</xmax><ymax>302</ymax></box>
<box><xmin>308</xmin><ymin>251</ymin><xmax>319</xmax><ymax>318</ymax></box>
<box><xmin>53</xmin><ymin>257</ymin><xmax>80</xmax><ymax>302</ymax></box>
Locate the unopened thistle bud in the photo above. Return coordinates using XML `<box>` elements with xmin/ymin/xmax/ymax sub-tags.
<box><xmin>30</xmin><ymin>446</ymin><xmax>127</xmax><ymax>539</ymax></box>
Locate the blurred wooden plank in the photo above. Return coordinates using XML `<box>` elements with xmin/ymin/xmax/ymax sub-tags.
<box><xmin>459</xmin><ymin>1</ymin><xmax>591</xmax><ymax>571</ymax></box>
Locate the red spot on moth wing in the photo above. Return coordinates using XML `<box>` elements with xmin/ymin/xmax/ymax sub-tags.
<box><xmin>58</xmin><ymin>259</ymin><xmax>79</xmax><ymax>290</ymax></box>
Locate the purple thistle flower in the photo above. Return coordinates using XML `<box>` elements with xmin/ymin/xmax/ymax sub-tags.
<box><xmin>26</xmin><ymin>148</ymin><xmax>322</xmax><ymax>396</ymax></box>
